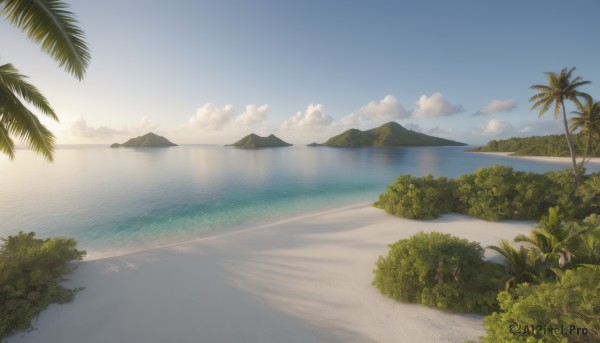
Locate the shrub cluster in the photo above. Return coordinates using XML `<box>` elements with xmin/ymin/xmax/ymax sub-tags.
<box><xmin>0</xmin><ymin>232</ymin><xmax>85</xmax><ymax>339</ymax></box>
<box><xmin>372</xmin><ymin>232</ymin><xmax>503</xmax><ymax>314</ymax></box>
<box><xmin>375</xmin><ymin>165</ymin><xmax>598</xmax><ymax>221</ymax></box>
<box><xmin>374</xmin><ymin>174</ymin><xmax>453</xmax><ymax>219</ymax></box>
<box><xmin>478</xmin><ymin>208</ymin><xmax>600</xmax><ymax>342</ymax></box>
<box><xmin>482</xmin><ymin>267</ymin><xmax>600</xmax><ymax>343</ymax></box>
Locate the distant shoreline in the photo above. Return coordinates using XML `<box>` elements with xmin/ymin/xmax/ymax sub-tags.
<box><xmin>472</xmin><ymin>151</ymin><xmax>600</xmax><ymax>165</ymax></box>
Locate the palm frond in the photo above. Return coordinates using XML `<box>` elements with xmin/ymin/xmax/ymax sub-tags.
<box><xmin>2</xmin><ymin>98</ymin><xmax>55</xmax><ymax>161</ymax></box>
<box><xmin>0</xmin><ymin>120</ymin><xmax>16</xmax><ymax>159</ymax></box>
<box><xmin>530</xmin><ymin>84</ymin><xmax>551</xmax><ymax>92</ymax></box>
<box><xmin>0</xmin><ymin>0</ymin><xmax>90</xmax><ymax>79</ymax></box>
<box><xmin>0</xmin><ymin>63</ymin><xmax>58</xmax><ymax>120</ymax></box>
<box><xmin>531</xmin><ymin>98</ymin><xmax>553</xmax><ymax>117</ymax></box>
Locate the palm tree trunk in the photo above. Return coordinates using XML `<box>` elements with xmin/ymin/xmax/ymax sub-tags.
<box><xmin>561</xmin><ymin>99</ymin><xmax>580</xmax><ymax>189</ymax></box>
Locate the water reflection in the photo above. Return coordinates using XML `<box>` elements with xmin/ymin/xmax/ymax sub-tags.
<box><xmin>1</xmin><ymin>145</ymin><xmax>599</xmax><ymax>255</ymax></box>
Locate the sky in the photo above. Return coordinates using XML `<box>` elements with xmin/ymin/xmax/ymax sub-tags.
<box><xmin>2</xmin><ymin>0</ymin><xmax>600</xmax><ymax>145</ymax></box>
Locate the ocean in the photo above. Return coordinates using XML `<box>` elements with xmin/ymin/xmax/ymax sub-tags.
<box><xmin>1</xmin><ymin>145</ymin><xmax>595</xmax><ymax>259</ymax></box>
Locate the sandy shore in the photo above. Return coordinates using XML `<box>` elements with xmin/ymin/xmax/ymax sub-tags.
<box><xmin>473</xmin><ymin>151</ymin><xmax>600</xmax><ymax>164</ymax></box>
<box><xmin>7</xmin><ymin>204</ymin><xmax>534</xmax><ymax>343</ymax></box>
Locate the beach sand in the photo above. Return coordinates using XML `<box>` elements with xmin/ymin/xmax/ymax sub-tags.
<box><xmin>473</xmin><ymin>151</ymin><xmax>600</xmax><ymax>164</ymax></box>
<box><xmin>7</xmin><ymin>204</ymin><xmax>534</xmax><ymax>343</ymax></box>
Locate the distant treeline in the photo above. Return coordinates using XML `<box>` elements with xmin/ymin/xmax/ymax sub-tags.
<box><xmin>471</xmin><ymin>133</ymin><xmax>599</xmax><ymax>157</ymax></box>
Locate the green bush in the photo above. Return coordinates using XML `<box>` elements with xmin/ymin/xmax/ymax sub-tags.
<box><xmin>376</xmin><ymin>165</ymin><xmax>594</xmax><ymax>221</ymax></box>
<box><xmin>577</xmin><ymin>173</ymin><xmax>600</xmax><ymax>216</ymax></box>
<box><xmin>454</xmin><ymin>166</ymin><xmax>553</xmax><ymax>221</ymax></box>
<box><xmin>372</xmin><ymin>232</ymin><xmax>502</xmax><ymax>314</ymax></box>
<box><xmin>374</xmin><ymin>174</ymin><xmax>454</xmax><ymax>219</ymax></box>
<box><xmin>481</xmin><ymin>267</ymin><xmax>600</xmax><ymax>343</ymax></box>
<box><xmin>0</xmin><ymin>232</ymin><xmax>86</xmax><ymax>339</ymax></box>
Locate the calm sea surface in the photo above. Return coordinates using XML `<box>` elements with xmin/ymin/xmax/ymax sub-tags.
<box><xmin>1</xmin><ymin>145</ymin><xmax>597</xmax><ymax>259</ymax></box>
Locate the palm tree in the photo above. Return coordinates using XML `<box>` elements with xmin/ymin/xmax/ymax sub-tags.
<box><xmin>570</xmin><ymin>95</ymin><xmax>600</xmax><ymax>164</ymax></box>
<box><xmin>0</xmin><ymin>0</ymin><xmax>90</xmax><ymax>161</ymax></box>
<box><xmin>515</xmin><ymin>207</ymin><xmax>582</xmax><ymax>277</ymax></box>
<box><xmin>487</xmin><ymin>240</ymin><xmax>538</xmax><ymax>290</ymax></box>
<box><xmin>530</xmin><ymin>67</ymin><xmax>590</xmax><ymax>188</ymax></box>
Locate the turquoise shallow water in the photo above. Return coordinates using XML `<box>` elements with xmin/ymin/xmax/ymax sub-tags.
<box><xmin>1</xmin><ymin>145</ymin><xmax>597</xmax><ymax>259</ymax></box>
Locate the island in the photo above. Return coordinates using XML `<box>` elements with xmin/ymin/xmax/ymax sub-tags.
<box><xmin>307</xmin><ymin>142</ymin><xmax>323</xmax><ymax>147</ymax></box>
<box><xmin>229</xmin><ymin>133</ymin><xmax>292</xmax><ymax>148</ymax></box>
<box><xmin>323</xmin><ymin>121</ymin><xmax>466</xmax><ymax>147</ymax></box>
<box><xmin>110</xmin><ymin>132</ymin><xmax>178</xmax><ymax>148</ymax></box>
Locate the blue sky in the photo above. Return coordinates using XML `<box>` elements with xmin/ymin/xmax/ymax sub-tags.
<box><xmin>2</xmin><ymin>0</ymin><xmax>599</xmax><ymax>144</ymax></box>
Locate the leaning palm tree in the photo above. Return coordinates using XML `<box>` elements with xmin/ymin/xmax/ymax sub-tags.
<box><xmin>0</xmin><ymin>0</ymin><xmax>90</xmax><ymax>161</ymax></box>
<box><xmin>530</xmin><ymin>67</ymin><xmax>590</xmax><ymax>188</ymax></box>
<box><xmin>570</xmin><ymin>95</ymin><xmax>600</xmax><ymax>164</ymax></box>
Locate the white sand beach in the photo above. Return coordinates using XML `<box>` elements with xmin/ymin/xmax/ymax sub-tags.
<box><xmin>474</xmin><ymin>151</ymin><xmax>600</xmax><ymax>165</ymax></box>
<box><xmin>7</xmin><ymin>204</ymin><xmax>534</xmax><ymax>343</ymax></box>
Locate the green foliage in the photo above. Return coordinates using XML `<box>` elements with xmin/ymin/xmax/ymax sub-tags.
<box><xmin>577</xmin><ymin>173</ymin><xmax>600</xmax><ymax>215</ymax></box>
<box><xmin>470</xmin><ymin>133</ymin><xmax>596</xmax><ymax>157</ymax></box>
<box><xmin>374</xmin><ymin>174</ymin><xmax>454</xmax><ymax>219</ymax></box>
<box><xmin>372</xmin><ymin>232</ymin><xmax>502</xmax><ymax>314</ymax></box>
<box><xmin>0</xmin><ymin>0</ymin><xmax>90</xmax><ymax>161</ymax></box>
<box><xmin>488</xmin><ymin>207</ymin><xmax>600</xmax><ymax>293</ymax></box>
<box><xmin>455</xmin><ymin>166</ymin><xmax>553</xmax><ymax>221</ymax></box>
<box><xmin>0</xmin><ymin>0</ymin><xmax>90</xmax><ymax>79</ymax></box>
<box><xmin>376</xmin><ymin>165</ymin><xmax>597</xmax><ymax>221</ymax></box>
<box><xmin>480</xmin><ymin>267</ymin><xmax>600</xmax><ymax>343</ymax></box>
<box><xmin>487</xmin><ymin>240</ymin><xmax>540</xmax><ymax>291</ymax></box>
<box><xmin>0</xmin><ymin>231</ymin><xmax>85</xmax><ymax>339</ymax></box>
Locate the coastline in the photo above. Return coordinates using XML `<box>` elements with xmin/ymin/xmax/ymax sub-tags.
<box><xmin>472</xmin><ymin>151</ymin><xmax>600</xmax><ymax>165</ymax></box>
<box><xmin>8</xmin><ymin>204</ymin><xmax>533</xmax><ymax>343</ymax></box>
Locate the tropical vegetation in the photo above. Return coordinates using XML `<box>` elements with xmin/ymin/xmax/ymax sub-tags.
<box><xmin>0</xmin><ymin>232</ymin><xmax>85</xmax><ymax>340</ymax></box>
<box><xmin>372</xmin><ymin>232</ymin><xmax>502</xmax><ymax>314</ymax></box>
<box><xmin>375</xmin><ymin>165</ymin><xmax>599</xmax><ymax>222</ymax></box>
<box><xmin>0</xmin><ymin>0</ymin><xmax>90</xmax><ymax>161</ymax></box>
<box><xmin>470</xmin><ymin>133</ymin><xmax>598</xmax><ymax>157</ymax></box>
<box><xmin>570</xmin><ymin>95</ymin><xmax>600</xmax><ymax>163</ymax></box>
<box><xmin>481</xmin><ymin>267</ymin><xmax>600</xmax><ymax>343</ymax></box>
<box><xmin>529</xmin><ymin>67</ymin><xmax>590</xmax><ymax>187</ymax></box>
<box><xmin>480</xmin><ymin>210</ymin><xmax>600</xmax><ymax>342</ymax></box>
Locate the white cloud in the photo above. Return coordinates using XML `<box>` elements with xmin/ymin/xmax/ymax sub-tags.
<box><xmin>70</xmin><ymin>118</ymin><xmax>124</xmax><ymax>138</ymax></box>
<box><xmin>233</xmin><ymin>104</ymin><xmax>270</xmax><ymax>127</ymax></box>
<box><xmin>67</xmin><ymin>117</ymin><xmax>160</xmax><ymax>142</ymax></box>
<box><xmin>189</xmin><ymin>103</ymin><xmax>270</xmax><ymax>130</ymax></box>
<box><xmin>340</xmin><ymin>95</ymin><xmax>410</xmax><ymax>127</ymax></box>
<box><xmin>130</xmin><ymin>117</ymin><xmax>159</xmax><ymax>135</ymax></box>
<box><xmin>189</xmin><ymin>103</ymin><xmax>236</xmax><ymax>130</ymax></box>
<box><xmin>413</xmin><ymin>93</ymin><xmax>464</xmax><ymax>118</ymax></box>
<box><xmin>480</xmin><ymin>119</ymin><xmax>514</xmax><ymax>136</ymax></box>
<box><xmin>475</xmin><ymin>99</ymin><xmax>517</xmax><ymax>116</ymax></box>
<box><xmin>339</xmin><ymin>112</ymin><xmax>361</xmax><ymax>126</ymax></box>
<box><xmin>282</xmin><ymin>104</ymin><xmax>333</xmax><ymax>129</ymax></box>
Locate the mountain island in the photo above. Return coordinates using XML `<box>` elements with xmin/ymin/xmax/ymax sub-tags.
<box><xmin>229</xmin><ymin>134</ymin><xmax>292</xmax><ymax>148</ymax></box>
<box><xmin>323</xmin><ymin>122</ymin><xmax>466</xmax><ymax>147</ymax></box>
<box><xmin>110</xmin><ymin>132</ymin><xmax>177</xmax><ymax>148</ymax></box>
